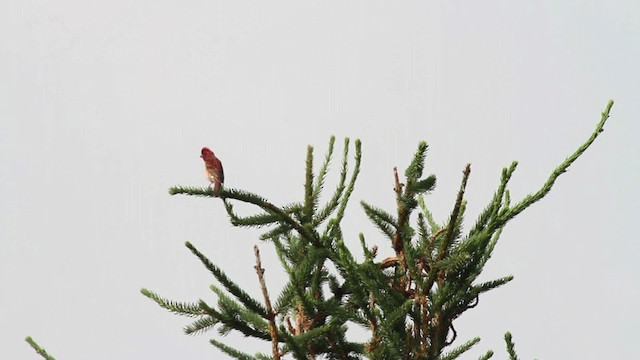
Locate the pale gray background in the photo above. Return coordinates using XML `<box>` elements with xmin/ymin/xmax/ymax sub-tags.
<box><xmin>2</xmin><ymin>1</ymin><xmax>638</xmax><ymax>359</ymax></box>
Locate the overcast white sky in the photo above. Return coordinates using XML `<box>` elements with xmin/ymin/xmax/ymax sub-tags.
<box><xmin>2</xmin><ymin>1</ymin><xmax>639</xmax><ymax>359</ymax></box>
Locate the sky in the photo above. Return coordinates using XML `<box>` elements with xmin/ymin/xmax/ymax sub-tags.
<box><xmin>1</xmin><ymin>1</ymin><xmax>639</xmax><ymax>359</ymax></box>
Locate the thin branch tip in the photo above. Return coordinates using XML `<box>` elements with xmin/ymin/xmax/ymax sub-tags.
<box><xmin>253</xmin><ymin>245</ymin><xmax>280</xmax><ymax>359</ymax></box>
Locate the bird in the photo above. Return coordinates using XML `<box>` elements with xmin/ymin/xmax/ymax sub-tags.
<box><xmin>200</xmin><ymin>147</ymin><xmax>224</xmax><ymax>195</ymax></box>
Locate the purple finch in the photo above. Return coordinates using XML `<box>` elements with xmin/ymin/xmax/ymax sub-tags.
<box><xmin>201</xmin><ymin>147</ymin><xmax>224</xmax><ymax>195</ymax></box>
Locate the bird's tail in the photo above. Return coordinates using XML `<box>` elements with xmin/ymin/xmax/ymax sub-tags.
<box><xmin>213</xmin><ymin>181</ymin><xmax>222</xmax><ymax>195</ymax></box>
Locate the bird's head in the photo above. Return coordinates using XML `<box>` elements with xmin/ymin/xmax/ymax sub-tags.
<box><xmin>201</xmin><ymin>147</ymin><xmax>214</xmax><ymax>159</ymax></box>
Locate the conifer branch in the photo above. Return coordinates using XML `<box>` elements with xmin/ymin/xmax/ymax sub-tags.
<box><xmin>361</xmin><ymin>201</ymin><xmax>398</xmax><ymax>240</ymax></box>
<box><xmin>312</xmin><ymin>136</ymin><xmax>335</xmax><ymax>204</ymax></box>
<box><xmin>392</xmin><ymin>166</ymin><xmax>408</xmax><ymax>272</ymax></box>
<box><xmin>224</xmin><ymin>210</ymin><xmax>283</xmax><ymax>228</ymax></box>
<box><xmin>326</xmin><ymin>333</ymin><xmax>350</xmax><ymax>360</ymax></box>
<box><xmin>467</xmin><ymin>162</ymin><xmax>518</xmax><ymax>238</ymax></box>
<box><xmin>25</xmin><ymin>337</ymin><xmax>56</xmax><ymax>360</ymax></box>
<box><xmin>472</xmin><ymin>276</ymin><xmax>514</xmax><ymax>295</ymax></box>
<box><xmin>418</xmin><ymin>195</ymin><xmax>441</xmax><ymax>234</ymax></box>
<box><xmin>497</xmin><ymin>99</ymin><xmax>614</xmax><ymax>227</ymax></box>
<box><xmin>198</xmin><ymin>300</ymin><xmax>271</xmax><ymax>340</ymax></box>
<box><xmin>210</xmin><ymin>338</ymin><xmax>258</xmax><ymax>360</ymax></box>
<box><xmin>478</xmin><ymin>350</ymin><xmax>494</xmax><ymax>360</ymax></box>
<box><xmin>140</xmin><ymin>288</ymin><xmax>205</xmax><ymax>317</ymax></box>
<box><xmin>225</xmin><ymin>191</ymin><xmax>319</xmax><ymax>246</ymax></box>
<box><xmin>209</xmin><ymin>284</ymin><xmax>270</xmax><ymax>333</ymax></box>
<box><xmin>281</xmin><ymin>329</ymin><xmax>309</xmax><ymax>358</ymax></box>
<box><xmin>332</xmin><ymin>139</ymin><xmax>362</xmax><ymax>229</ymax></box>
<box><xmin>364</xmin><ymin>291</ymin><xmax>382</xmax><ymax>355</ymax></box>
<box><xmin>185</xmin><ymin>242</ymin><xmax>269</xmax><ymax>318</ymax></box>
<box><xmin>169</xmin><ymin>186</ymin><xmax>319</xmax><ymax>246</ymax></box>
<box><xmin>504</xmin><ymin>332</ymin><xmax>519</xmax><ymax>360</ymax></box>
<box><xmin>438</xmin><ymin>337</ymin><xmax>480</xmax><ymax>360</ymax></box>
<box><xmin>303</xmin><ymin>145</ymin><xmax>315</xmax><ymax>223</ymax></box>
<box><xmin>405</xmin><ymin>141</ymin><xmax>429</xmax><ymax>180</ymax></box>
<box><xmin>314</xmin><ymin>137</ymin><xmax>349</xmax><ymax>226</ymax></box>
<box><xmin>416</xmin><ymin>213</ymin><xmax>430</xmax><ymax>244</ymax></box>
<box><xmin>440</xmin><ymin>164</ymin><xmax>471</xmax><ymax>266</ymax></box>
<box><xmin>259</xmin><ymin>224</ymin><xmax>292</xmax><ymax>241</ymax></box>
<box><xmin>253</xmin><ymin>245</ymin><xmax>281</xmax><ymax>360</ymax></box>
<box><xmin>184</xmin><ymin>316</ymin><xmax>218</xmax><ymax>335</ymax></box>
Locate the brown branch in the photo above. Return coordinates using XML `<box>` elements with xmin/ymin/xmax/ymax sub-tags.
<box><xmin>254</xmin><ymin>245</ymin><xmax>280</xmax><ymax>360</ymax></box>
<box><xmin>284</xmin><ymin>315</ymin><xmax>296</xmax><ymax>335</ymax></box>
<box><xmin>291</xmin><ymin>302</ymin><xmax>317</xmax><ymax>359</ymax></box>
<box><xmin>380</xmin><ymin>255</ymin><xmax>435</xmax><ymax>275</ymax></box>
<box><xmin>380</xmin><ymin>256</ymin><xmax>399</xmax><ymax>269</ymax></box>
<box><xmin>295</xmin><ymin>303</ymin><xmax>303</xmax><ymax>335</ymax></box>
<box><xmin>393</xmin><ymin>166</ymin><xmax>404</xmax><ymax>194</ymax></box>
<box><xmin>365</xmin><ymin>291</ymin><xmax>381</xmax><ymax>353</ymax></box>
<box><xmin>392</xmin><ymin>168</ymin><xmax>406</xmax><ymax>255</ymax></box>
<box><xmin>406</xmin><ymin>323</ymin><xmax>414</xmax><ymax>356</ymax></box>
<box><xmin>391</xmin><ymin>166</ymin><xmax>409</xmax><ymax>293</ymax></box>
<box><xmin>420</xmin><ymin>294</ymin><xmax>429</xmax><ymax>354</ymax></box>
<box><xmin>430</xmin><ymin>311</ymin><xmax>443</xmax><ymax>357</ymax></box>
<box><xmin>430</xmin><ymin>226</ymin><xmax>448</xmax><ymax>245</ymax></box>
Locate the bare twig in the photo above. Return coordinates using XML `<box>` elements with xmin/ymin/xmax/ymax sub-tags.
<box><xmin>380</xmin><ymin>256</ymin><xmax>399</xmax><ymax>269</ymax></box>
<box><xmin>254</xmin><ymin>245</ymin><xmax>280</xmax><ymax>360</ymax></box>
<box><xmin>392</xmin><ymin>167</ymin><xmax>409</xmax><ymax>292</ymax></box>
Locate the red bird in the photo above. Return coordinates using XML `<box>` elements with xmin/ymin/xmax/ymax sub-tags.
<box><xmin>201</xmin><ymin>147</ymin><xmax>224</xmax><ymax>195</ymax></box>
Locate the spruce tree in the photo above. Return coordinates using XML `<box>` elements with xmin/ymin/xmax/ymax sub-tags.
<box><xmin>27</xmin><ymin>100</ymin><xmax>614</xmax><ymax>359</ymax></box>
